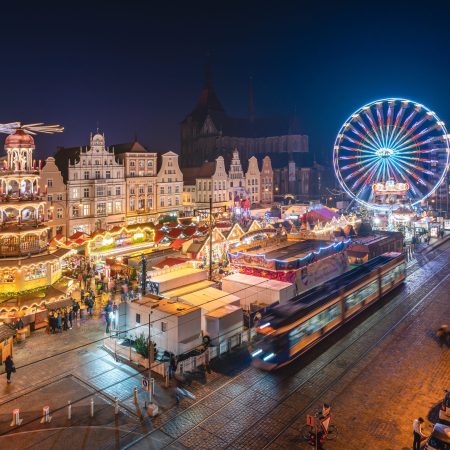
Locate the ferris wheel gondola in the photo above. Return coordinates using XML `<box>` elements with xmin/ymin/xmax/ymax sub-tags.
<box><xmin>333</xmin><ymin>98</ymin><xmax>450</xmax><ymax>210</ymax></box>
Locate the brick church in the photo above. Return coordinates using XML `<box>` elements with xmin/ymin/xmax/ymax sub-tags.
<box><xmin>180</xmin><ymin>65</ymin><xmax>331</xmax><ymax>199</ymax></box>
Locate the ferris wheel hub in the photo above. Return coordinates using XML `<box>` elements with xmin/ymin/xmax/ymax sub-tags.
<box><xmin>375</xmin><ymin>147</ymin><xmax>395</xmax><ymax>158</ymax></box>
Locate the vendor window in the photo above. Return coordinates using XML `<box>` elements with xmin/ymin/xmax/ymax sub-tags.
<box><xmin>136</xmin><ymin>314</ymin><xmax>141</xmax><ymax>324</ymax></box>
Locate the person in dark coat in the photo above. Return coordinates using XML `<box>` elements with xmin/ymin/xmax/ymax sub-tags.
<box><xmin>56</xmin><ymin>312</ymin><xmax>62</xmax><ymax>332</ymax></box>
<box><xmin>5</xmin><ymin>355</ymin><xmax>15</xmax><ymax>384</ymax></box>
<box><xmin>68</xmin><ymin>308</ymin><xmax>73</xmax><ymax>329</ymax></box>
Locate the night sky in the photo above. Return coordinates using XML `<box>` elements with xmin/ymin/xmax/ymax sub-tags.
<box><xmin>1</xmin><ymin>1</ymin><xmax>450</xmax><ymax>162</ymax></box>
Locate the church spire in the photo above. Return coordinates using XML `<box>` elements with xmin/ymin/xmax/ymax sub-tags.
<box><xmin>248</xmin><ymin>75</ymin><xmax>255</xmax><ymax>122</ymax></box>
<box><xmin>204</xmin><ymin>52</ymin><xmax>213</xmax><ymax>88</ymax></box>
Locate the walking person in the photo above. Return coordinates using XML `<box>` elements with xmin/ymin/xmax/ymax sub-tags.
<box><xmin>56</xmin><ymin>311</ymin><xmax>62</xmax><ymax>332</ymax></box>
<box><xmin>436</xmin><ymin>325</ymin><xmax>449</xmax><ymax>348</ymax></box>
<box><xmin>412</xmin><ymin>417</ymin><xmax>426</xmax><ymax>450</ymax></box>
<box><xmin>4</xmin><ymin>355</ymin><xmax>15</xmax><ymax>384</ymax></box>
<box><xmin>68</xmin><ymin>308</ymin><xmax>73</xmax><ymax>329</ymax></box>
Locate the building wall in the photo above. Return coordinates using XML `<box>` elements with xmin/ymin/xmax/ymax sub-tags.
<box><xmin>156</xmin><ymin>152</ymin><xmax>183</xmax><ymax>216</ymax></box>
<box><xmin>245</xmin><ymin>156</ymin><xmax>261</xmax><ymax>204</ymax></box>
<box><xmin>67</xmin><ymin>133</ymin><xmax>126</xmax><ymax>235</ymax></box>
<box><xmin>120</xmin><ymin>152</ymin><xmax>158</xmax><ymax>225</ymax></box>
<box><xmin>40</xmin><ymin>157</ymin><xmax>67</xmax><ymax>238</ymax></box>
<box><xmin>260</xmin><ymin>156</ymin><xmax>273</xmax><ymax>204</ymax></box>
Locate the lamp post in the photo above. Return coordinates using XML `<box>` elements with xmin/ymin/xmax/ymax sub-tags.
<box><xmin>209</xmin><ymin>197</ymin><xmax>213</xmax><ymax>281</ymax></box>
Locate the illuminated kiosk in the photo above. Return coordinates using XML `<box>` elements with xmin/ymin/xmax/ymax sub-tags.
<box><xmin>0</xmin><ymin>124</ymin><xmax>73</xmax><ymax>318</ymax></box>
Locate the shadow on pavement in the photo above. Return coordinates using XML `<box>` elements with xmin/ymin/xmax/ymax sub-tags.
<box><xmin>209</xmin><ymin>346</ymin><xmax>252</xmax><ymax>376</ymax></box>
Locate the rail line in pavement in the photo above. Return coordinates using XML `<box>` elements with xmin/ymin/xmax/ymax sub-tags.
<box><xmin>150</xmin><ymin>243</ymin><xmax>450</xmax><ymax>450</ymax></box>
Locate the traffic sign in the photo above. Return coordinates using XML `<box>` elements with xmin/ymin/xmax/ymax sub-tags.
<box><xmin>141</xmin><ymin>377</ymin><xmax>149</xmax><ymax>391</ymax></box>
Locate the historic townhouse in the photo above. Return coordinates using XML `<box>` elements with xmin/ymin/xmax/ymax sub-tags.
<box><xmin>54</xmin><ymin>132</ymin><xmax>126</xmax><ymax>235</ymax></box>
<box><xmin>156</xmin><ymin>151</ymin><xmax>183</xmax><ymax>217</ymax></box>
<box><xmin>182</xmin><ymin>156</ymin><xmax>228</xmax><ymax>212</ymax></box>
<box><xmin>114</xmin><ymin>141</ymin><xmax>158</xmax><ymax>225</ymax></box>
<box><xmin>228</xmin><ymin>148</ymin><xmax>246</xmax><ymax>202</ymax></box>
<box><xmin>40</xmin><ymin>156</ymin><xmax>68</xmax><ymax>238</ymax></box>
<box><xmin>260</xmin><ymin>155</ymin><xmax>273</xmax><ymax>204</ymax></box>
<box><xmin>245</xmin><ymin>156</ymin><xmax>261</xmax><ymax>204</ymax></box>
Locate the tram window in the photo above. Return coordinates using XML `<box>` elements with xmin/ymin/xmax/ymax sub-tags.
<box><xmin>288</xmin><ymin>303</ymin><xmax>341</xmax><ymax>346</ymax></box>
<box><xmin>345</xmin><ymin>280</ymin><xmax>377</xmax><ymax>309</ymax></box>
<box><xmin>381</xmin><ymin>264</ymin><xmax>404</xmax><ymax>287</ymax></box>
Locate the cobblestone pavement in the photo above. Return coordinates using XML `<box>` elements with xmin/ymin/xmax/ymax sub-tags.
<box><xmin>123</xmin><ymin>241</ymin><xmax>450</xmax><ymax>450</ymax></box>
<box><xmin>1</xmin><ymin>241</ymin><xmax>449</xmax><ymax>449</ymax></box>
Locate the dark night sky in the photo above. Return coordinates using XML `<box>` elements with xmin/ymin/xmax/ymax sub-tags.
<box><xmin>1</xmin><ymin>1</ymin><xmax>449</xmax><ymax>162</ymax></box>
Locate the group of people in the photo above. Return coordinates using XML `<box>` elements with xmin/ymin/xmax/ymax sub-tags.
<box><xmin>48</xmin><ymin>303</ymin><xmax>80</xmax><ymax>333</ymax></box>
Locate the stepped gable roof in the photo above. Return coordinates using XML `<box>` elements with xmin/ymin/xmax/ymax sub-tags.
<box><xmin>54</xmin><ymin>146</ymin><xmax>83</xmax><ymax>182</ymax></box>
<box><xmin>181</xmin><ymin>160</ymin><xmax>217</xmax><ymax>185</ymax></box>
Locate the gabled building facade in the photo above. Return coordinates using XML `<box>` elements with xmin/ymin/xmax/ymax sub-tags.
<box><xmin>260</xmin><ymin>156</ymin><xmax>273</xmax><ymax>204</ymax></box>
<box><xmin>40</xmin><ymin>157</ymin><xmax>68</xmax><ymax>238</ymax></box>
<box><xmin>114</xmin><ymin>141</ymin><xmax>158</xmax><ymax>225</ymax></box>
<box><xmin>56</xmin><ymin>132</ymin><xmax>126</xmax><ymax>235</ymax></box>
<box><xmin>156</xmin><ymin>151</ymin><xmax>183</xmax><ymax>216</ymax></box>
<box><xmin>245</xmin><ymin>156</ymin><xmax>261</xmax><ymax>204</ymax></box>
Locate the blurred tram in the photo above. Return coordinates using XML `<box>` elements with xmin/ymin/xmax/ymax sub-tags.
<box><xmin>251</xmin><ymin>252</ymin><xmax>406</xmax><ymax>370</ymax></box>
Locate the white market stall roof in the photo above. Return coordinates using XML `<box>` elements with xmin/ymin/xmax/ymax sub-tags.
<box><xmin>178</xmin><ymin>287</ymin><xmax>240</xmax><ymax>313</ymax></box>
<box><xmin>205</xmin><ymin>304</ymin><xmax>242</xmax><ymax>319</ymax></box>
<box><xmin>223</xmin><ymin>272</ymin><xmax>293</xmax><ymax>291</ymax></box>
<box><xmin>163</xmin><ymin>280</ymin><xmax>215</xmax><ymax>299</ymax></box>
<box><xmin>149</xmin><ymin>267</ymin><xmax>205</xmax><ymax>284</ymax></box>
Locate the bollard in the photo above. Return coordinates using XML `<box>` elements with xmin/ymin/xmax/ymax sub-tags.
<box><xmin>10</xmin><ymin>408</ymin><xmax>23</xmax><ymax>427</ymax></box>
<box><xmin>67</xmin><ymin>401</ymin><xmax>72</xmax><ymax>420</ymax></box>
<box><xmin>114</xmin><ymin>397</ymin><xmax>119</xmax><ymax>415</ymax></box>
<box><xmin>133</xmin><ymin>386</ymin><xmax>137</xmax><ymax>404</ymax></box>
<box><xmin>40</xmin><ymin>405</ymin><xmax>52</xmax><ymax>423</ymax></box>
<box><xmin>90</xmin><ymin>398</ymin><xmax>94</xmax><ymax>418</ymax></box>
<box><xmin>165</xmin><ymin>367</ymin><xmax>169</xmax><ymax>388</ymax></box>
<box><xmin>151</xmin><ymin>378</ymin><xmax>155</xmax><ymax>395</ymax></box>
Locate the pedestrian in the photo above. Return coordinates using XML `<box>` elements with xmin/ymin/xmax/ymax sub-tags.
<box><xmin>412</xmin><ymin>417</ymin><xmax>426</xmax><ymax>450</ymax></box>
<box><xmin>436</xmin><ymin>325</ymin><xmax>449</xmax><ymax>348</ymax></box>
<box><xmin>16</xmin><ymin>317</ymin><xmax>24</xmax><ymax>330</ymax></box>
<box><xmin>68</xmin><ymin>308</ymin><xmax>73</xmax><ymax>329</ymax></box>
<box><xmin>63</xmin><ymin>309</ymin><xmax>69</xmax><ymax>331</ymax></box>
<box><xmin>56</xmin><ymin>311</ymin><xmax>62</xmax><ymax>332</ymax></box>
<box><xmin>5</xmin><ymin>355</ymin><xmax>15</xmax><ymax>384</ymax></box>
<box><xmin>105</xmin><ymin>302</ymin><xmax>112</xmax><ymax>333</ymax></box>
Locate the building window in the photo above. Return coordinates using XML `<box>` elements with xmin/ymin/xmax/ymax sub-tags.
<box><xmin>136</xmin><ymin>313</ymin><xmax>141</xmax><ymax>324</ymax></box>
<box><xmin>130</xmin><ymin>199</ymin><xmax>135</xmax><ymax>211</ymax></box>
<box><xmin>168</xmin><ymin>185</ymin><xmax>172</xmax><ymax>194</ymax></box>
<box><xmin>168</xmin><ymin>197</ymin><xmax>172</xmax><ymax>207</ymax></box>
<box><xmin>160</xmin><ymin>187</ymin><xmax>164</xmax><ymax>194</ymax></box>
<box><xmin>115</xmin><ymin>201</ymin><xmax>122</xmax><ymax>213</ymax></box>
<box><xmin>56</xmin><ymin>193</ymin><xmax>63</xmax><ymax>201</ymax></box>
<box><xmin>83</xmin><ymin>188</ymin><xmax>89</xmax><ymax>198</ymax></box>
<box><xmin>116</xmin><ymin>187</ymin><xmax>121</xmax><ymax>196</ymax></box>
<box><xmin>130</xmin><ymin>171</ymin><xmax>135</xmax><ymax>177</ymax></box>
<box><xmin>84</xmin><ymin>171</ymin><xmax>89</xmax><ymax>180</ymax></box>
<box><xmin>97</xmin><ymin>203</ymin><xmax>106</xmax><ymax>215</ymax></box>
<box><xmin>95</xmin><ymin>160</ymin><xmax>100</xmax><ymax>165</ymax></box>
<box><xmin>47</xmin><ymin>194</ymin><xmax>53</xmax><ymax>202</ymax></box>
<box><xmin>138</xmin><ymin>160</ymin><xmax>144</xmax><ymax>168</ymax></box>
<box><xmin>47</xmin><ymin>179</ymin><xmax>53</xmax><ymax>188</ymax></box>
<box><xmin>83</xmin><ymin>204</ymin><xmax>89</xmax><ymax>216</ymax></box>
<box><xmin>175</xmin><ymin>197</ymin><xmax>179</xmax><ymax>206</ymax></box>
<box><xmin>106</xmin><ymin>171</ymin><xmax>111</xmax><ymax>179</ymax></box>
<box><xmin>147</xmin><ymin>160</ymin><xmax>153</xmax><ymax>167</ymax></box>
<box><xmin>130</xmin><ymin>160</ymin><xmax>135</xmax><ymax>167</ymax></box>
<box><xmin>72</xmin><ymin>206</ymin><xmax>79</xmax><ymax>217</ymax></box>
<box><xmin>160</xmin><ymin>198</ymin><xmax>164</xmax><ymax>207</ymax></box>
<box><xmin>139</xmin><ymin>185</ymin><xmax>144</xmax><ymax>194</ymax></box>
<box><xmin>95</xmin><ymin>171</ymin><xmax>100</xmax><ymax>179</ymax></box>
<box><xmin>130</xmin><ymin>187</ymin><xmax>135</xmax><ymax>195</ymax></box>
<box><xmin>57</xmin><ymin>208</ymin><xmax>63</xmax><ymax>219</ymax></box>
<box><xmin>97</xmin><ymin>186</ymin><xmax>105</xmax><ymax>196</ymax></box>
<box><xmin>161</xmin><ymin>322</ymin><xmax>167</xmax><ymax>332</ymax></box>
<box><xmin>47</xmin><ymin>210</ymin><xmax>52</xmax><ymax>220</ymax></box>
<box><xmin>147</xmin><ymin>185</ymin><xmax>152</xmax><ymax>193</ymax></box>
<box><xmin>107</xmin><ymin>202</ymin><xmax>113</xmax><ymax>214</ymax></box>
<box><xmin>147</xmin><ymin>198</ymin><xmax>153</xmax><ymax>209</ymax></box>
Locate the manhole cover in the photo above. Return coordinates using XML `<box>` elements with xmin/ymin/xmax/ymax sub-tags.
<box><xmin>368</xmin><ymin>419</ymin><xmax>398</xmax><ymax>439</ymax></box>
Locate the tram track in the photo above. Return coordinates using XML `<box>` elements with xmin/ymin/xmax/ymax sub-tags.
<box><xmin>112</xmin><ymin>242</ymin><xmax>450</xmax><ymax>450</ymax></box>
<box><xmin>168</xmin><ymin>243</ymin><xmax>450</xmax><ymax>450</ymax></box>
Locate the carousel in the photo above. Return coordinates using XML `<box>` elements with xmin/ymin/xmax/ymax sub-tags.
<box><xmin>0</xmin><ymin>123</ymin><xmax>75</xmax><ymax>327</ymax></box>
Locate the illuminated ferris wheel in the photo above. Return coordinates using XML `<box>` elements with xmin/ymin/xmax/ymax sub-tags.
<box><xmin>333</xmin><ymin>98</ymin><xmax>450</xmax><ymax>210</ymax></box>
